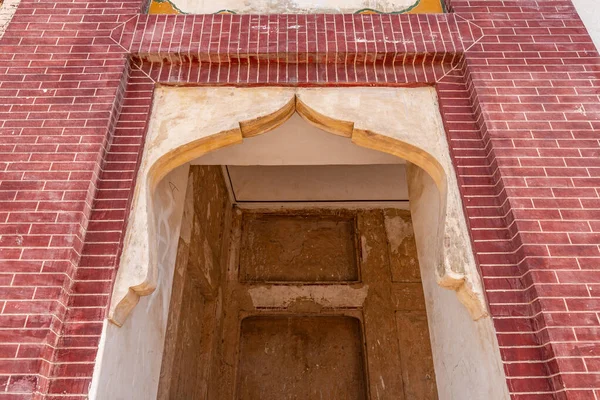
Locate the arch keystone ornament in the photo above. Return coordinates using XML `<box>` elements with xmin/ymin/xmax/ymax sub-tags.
<box><xmin>108</xmin><ymin>86</ymin><xmax>488</xmax><ymax>327</ymax></box>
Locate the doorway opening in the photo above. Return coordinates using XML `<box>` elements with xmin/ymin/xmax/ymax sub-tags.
<box><xmin>157</xmin><ymin>158</ymin><xmax>437</xmax><ymax>399</ymax></box>
<box><xmin>90</xmin><ymin>87</ymin><xmax>509</xmax><ymax>400</ymax></box>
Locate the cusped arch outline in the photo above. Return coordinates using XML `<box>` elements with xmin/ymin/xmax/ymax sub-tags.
<box><xmin>108</xmin><ymin>87</ymin><xmax>488</xmax><ymax>327</ymax></box>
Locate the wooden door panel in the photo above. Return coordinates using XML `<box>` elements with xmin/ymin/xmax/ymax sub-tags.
<box><xmin>396</xmin><ymin>312</ymin><xmax>439</xmax><ymax>399</ymax></box>
<box><xmin>204</xmin><ymin>207</ymin><xmax>438</xmax><ymax>400</ymax></box>
<box><xmin>237</xmin><ymin>316</ymin><xmax>368</xmax><ymax>400</ymax></box>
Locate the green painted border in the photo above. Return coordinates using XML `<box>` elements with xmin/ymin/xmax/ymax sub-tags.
<box><xmin>355</xmin><ymin>0</ymin><xmax>420</xmax><ymax>14</ymax></box>
<box><xmin>150</xmin><ymin>0</ymin><xmax>445</xmax><ymax>15</ymax></box>
<box><xmin>214</xmin><ymin>9</ymin><xmax>238</xmax><ymax>14</ymax></box>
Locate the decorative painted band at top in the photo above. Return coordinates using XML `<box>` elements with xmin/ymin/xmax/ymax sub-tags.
<box><xmin>148</xmin><ymin>0</ymin><xmax>445</xmax><ymax>15</ymax></box>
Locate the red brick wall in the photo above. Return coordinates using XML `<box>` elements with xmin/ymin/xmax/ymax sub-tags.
<box><xmin>0</xmin><ymin>0</ymin><xmax>598</xmax><ymax>399</ymax></box>
<box><xmin>446</xmin><ymin>2</ymin><xmax>600</xmax><ymax>399</ymax></box>
<box><xmin>0</xmin><ymin>0</ymin><xmax>140</xmax><ymax>397</ymax></box>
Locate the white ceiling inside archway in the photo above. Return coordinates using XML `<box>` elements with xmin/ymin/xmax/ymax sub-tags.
<box><xmin>193</xmin><ymin>113</ymin><xmax>404</xmax><ymax>166</ymax></box>
<box><xmin>224</xmin><ymin>164</ymin><xmax>408</xmax><ymax>202</ymax></box>
<box><xmin>193</xmin><ymin>113</ymin><xmax>408</xmax><ymax>202</ymax></box>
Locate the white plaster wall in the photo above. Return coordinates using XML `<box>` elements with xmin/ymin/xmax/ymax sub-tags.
<box><xmin>410</xmin><ymin>166</ymin><xmax>509</xmax><ymax>400</ymax></box>
<box><xmin>89</xmin><ymin>165</ymin><xmax>190</xmax><ymax>400</ymax></box>
<box><xmin>0</xmin><ymin>0</ymin><xmax>21</xmax><ymax>40</ymax></box>
<box><xmin>572</xmin><ymin>0</ymin><xmax>600</xmax><ymax>52</ymax></box>
<box><xmin>167</xmin><ymin>0</ymin><xmax>416</xmax><ymax>14</ymax></box>
<box><xmin>423</xmin><ymin>273</ymin><xmax>510</xmax><ymax>400</ymax></box>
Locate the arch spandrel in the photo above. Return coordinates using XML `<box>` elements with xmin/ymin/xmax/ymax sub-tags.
<box><xmin>108</xmin><ymin>86</ymin><xmax>488</xmax><ymax>327</ymax></box>
<box><xmin>146</xmin><ymin>87</ymin><xmax>297</xmax><ymax>179</ymax></box>
<box><xmin>295</xmin><ymin>88</ymin><xmax>449</xmax><ymax>188</ymax></box>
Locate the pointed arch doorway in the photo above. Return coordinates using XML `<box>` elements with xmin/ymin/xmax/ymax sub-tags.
<box><xmin>90</xmin><ymin>87</ymin><xmax>510</xmax><ymax>400</ymax></box>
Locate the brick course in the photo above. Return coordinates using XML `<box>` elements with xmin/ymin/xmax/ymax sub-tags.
<box><xmin>0</xmin><ymin>0</ymin><xmax>599</xmax><ymax>399</ymax></box>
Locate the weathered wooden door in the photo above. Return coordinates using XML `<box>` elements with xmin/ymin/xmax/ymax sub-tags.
<box><xmin>209</xmin><ymin>207</ymin><xmax>438</xmax><ymax>400</ymax></box>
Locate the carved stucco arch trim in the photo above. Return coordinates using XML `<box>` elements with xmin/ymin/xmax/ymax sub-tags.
<box><xmin>108</xmin><ymin>86</ymin><xmax>488</xmax><ymax>327</ymax></box>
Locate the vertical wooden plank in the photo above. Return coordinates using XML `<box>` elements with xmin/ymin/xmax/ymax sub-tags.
<box><xmin>156</xmin><ymin>237</ymin><xmax>191</xmax><ymax>400</ymax></box>
<box><xmin>358</xmin><ymin>209</ymin><xmax>406</xmax><ymax>400</ymax></box>
<box><xmin>208</xmin><ymin>207</ymin><xmax>244</xmax><ymax>400</ymax></box>
<box><xmin>396</xmin><ymin>312</ymin><xmax>438</xmax><ymax>399</ymax></box>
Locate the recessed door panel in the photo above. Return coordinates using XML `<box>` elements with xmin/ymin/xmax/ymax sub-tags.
<box><xmin>237</xmin><ymin>316</ymin><xmax>367</xmax><ymax>400</ymax></box>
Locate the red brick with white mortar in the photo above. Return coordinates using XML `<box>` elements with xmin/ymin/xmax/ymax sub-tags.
<box><xmin>0</xmin><ymin>0</ymin><xmax>598</xmax><ymax>399</ymax></box>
